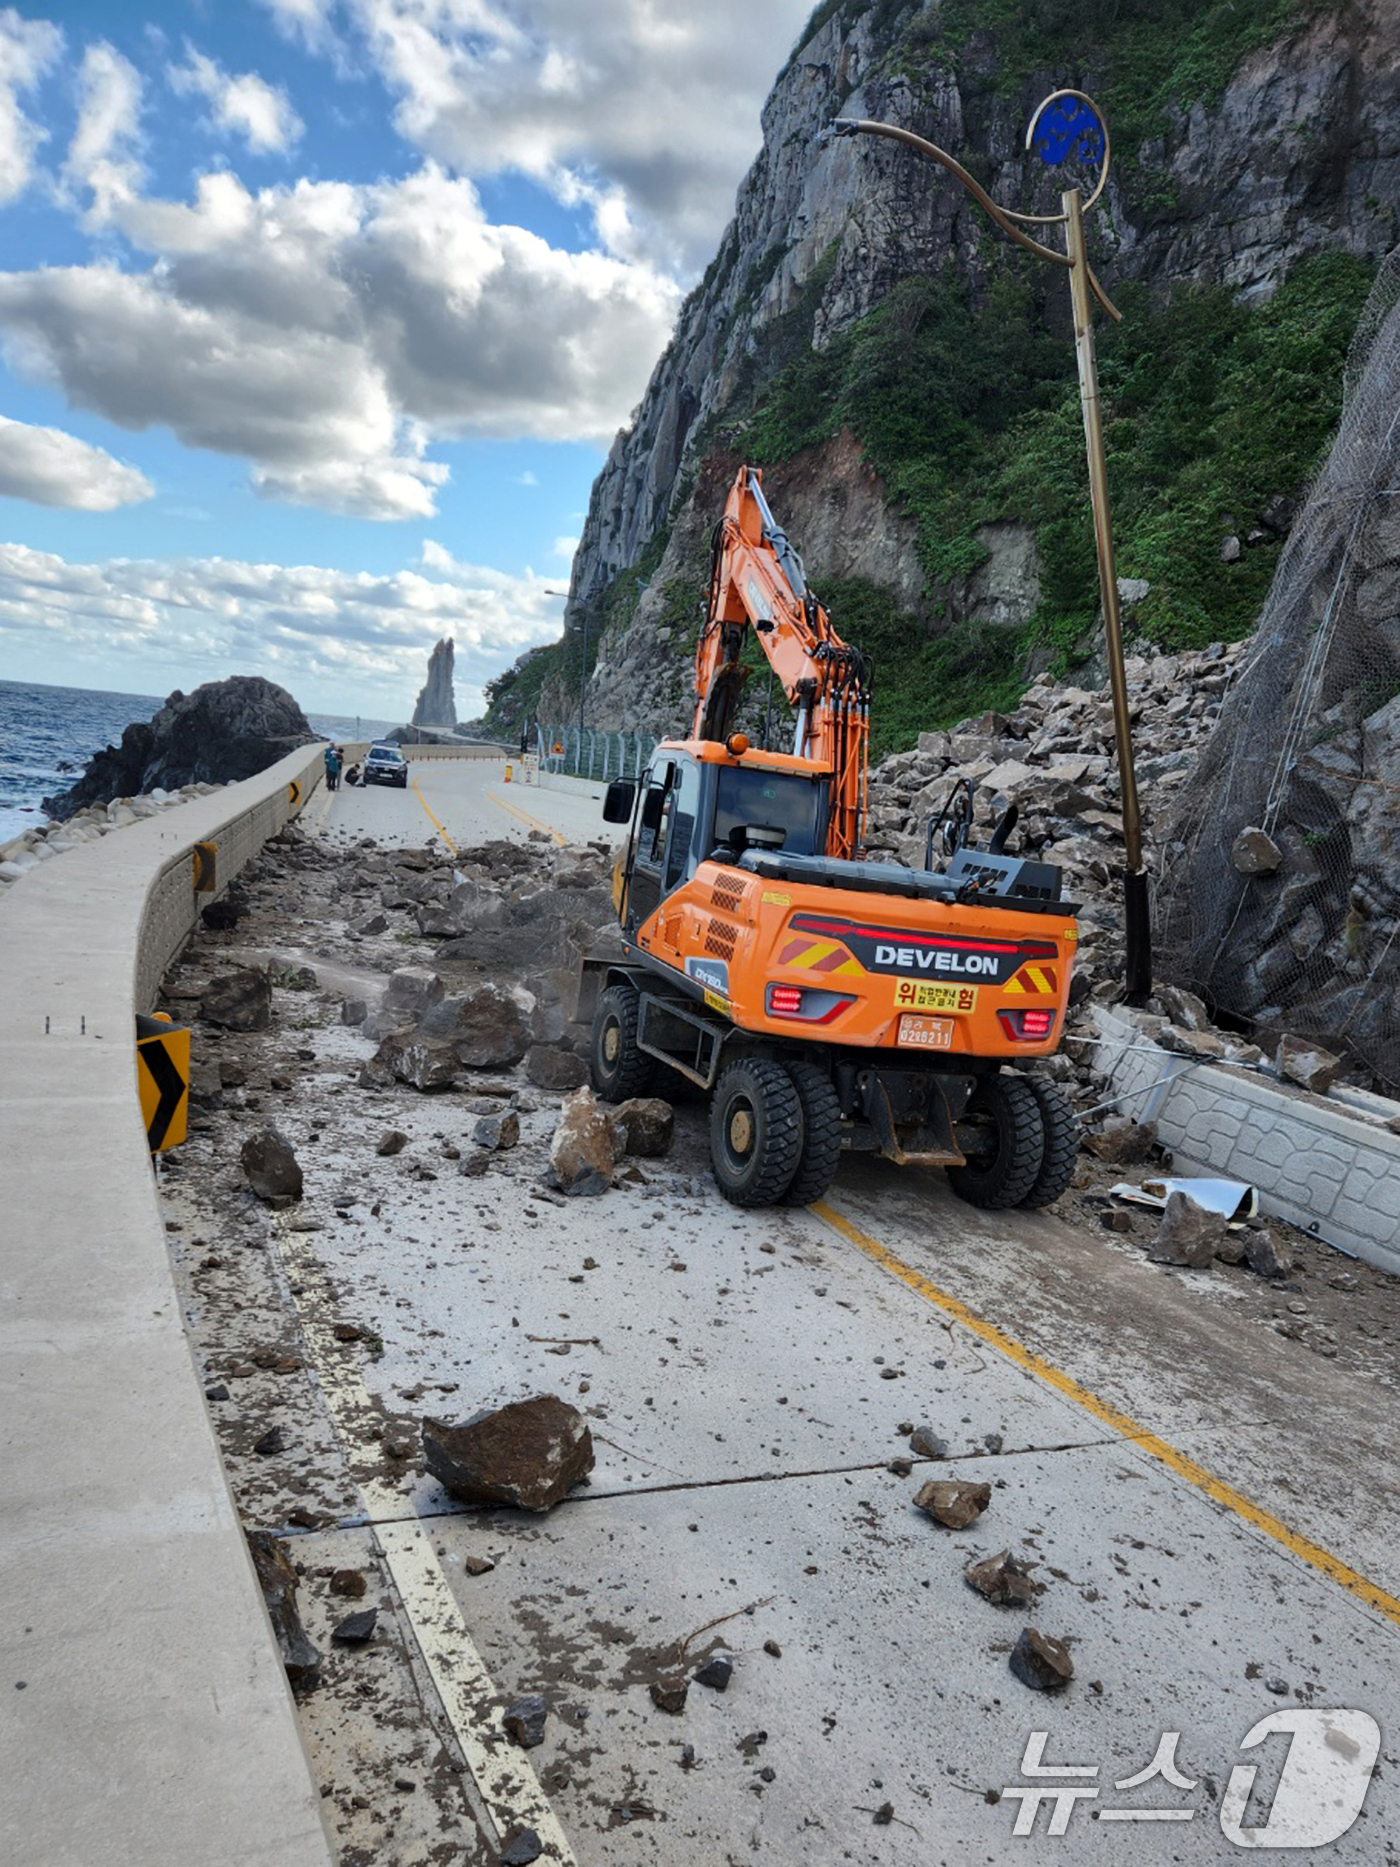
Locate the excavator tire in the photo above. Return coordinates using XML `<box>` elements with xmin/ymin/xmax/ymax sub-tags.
<box><xmin>779</xmin><ymin>1059</ymin><xmax>844</xmax><ymax>1207</ymax></box>
<box><xmin>1020</xmin><ymin>1075</ymin><xmax>1080</xmax><ymax>1208</ymax></box>
<box><xmin>589</xmin><ymin>982</ymin><xmax>655</xmax><ymax>1103</ymax></box>
<box><xmin>947</xmin><ymin>1072</ymin><xmax>1045</xmax><ymax>1211</ymax></box>
<box><xmin>709</xmin><ymin>1058</ymin><xmax>804</xmax><ymax>1208</ymax></box>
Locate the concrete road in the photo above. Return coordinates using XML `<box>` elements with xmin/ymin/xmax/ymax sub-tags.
<box><xmin>312</xmin><ymin>754</ymin><xmax>612</xmax><ymax>853</ymax></box>
<box><xmin>165</xmin><ymin>761</ymin><xmax>1400</xmax><ymax>1864</ymax></box>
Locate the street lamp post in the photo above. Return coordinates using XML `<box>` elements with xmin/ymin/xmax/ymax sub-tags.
<box><xmin>832</xmin><ymin>93</ymin><xmax>1151</xmax><ymax>1002</ymax></box>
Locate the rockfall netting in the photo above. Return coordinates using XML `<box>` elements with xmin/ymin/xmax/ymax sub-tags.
<box><xmin>1158</xmin><ymin>251</ymin><xmax>1400</xmax><ymax>1087</ymax></box>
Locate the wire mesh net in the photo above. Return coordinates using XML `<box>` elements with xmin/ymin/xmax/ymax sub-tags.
<box><xmin>1158</xmin><ymin>250</ymin><xmax>1400</xmax><ymax>1088</ymax></box>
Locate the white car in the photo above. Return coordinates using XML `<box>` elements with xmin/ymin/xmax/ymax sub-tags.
<box><xmin>364</xmin><ymin>743</ymin><xmax>409</xmax><ymax>788</ymax></box>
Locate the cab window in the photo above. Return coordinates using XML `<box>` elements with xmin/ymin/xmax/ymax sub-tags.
<box><xmin>664</xmin><ymin>757</ymin><xmax>702</xmax><ymax>887</ymax></box>
<box><xmin>713</xmin><ymin>767</ymin><xmax>825</xmax><ymax>857</ymax></box>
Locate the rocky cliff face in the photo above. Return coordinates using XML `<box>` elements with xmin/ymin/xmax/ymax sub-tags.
<box><xmin>558</xmin><ymin>0</ymin><xmax>1400</xmax><ymax>734</ymax></box>
<box><xmin>42</xmin><ymin>678</ymin><xmax>314</xmax><ymax>820</ymax></box>
<box><xmin>412</xmin><ymin>638</ymin><xmax>458</xmax><ymax>730</ymax></box>
<box><xmin>1159</xmin><ymin>256</ymin><xmax>1400</xmax><ymax>1087</ymax></box>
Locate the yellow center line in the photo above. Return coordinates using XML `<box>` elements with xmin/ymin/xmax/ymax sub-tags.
<box><xmin>410</xmin><ymin>773</ymin><xmax>459</xmax><ymax>856</ymax></box>
<box><xmin>814</xmin><ymin>1198</ymin><xmax>1400</xmax><ymax>1631</ymax></box>
<box><xmin>486</xmin><ymin>787</ymin><xmax>568</xmax><ymax>845</ymax></box>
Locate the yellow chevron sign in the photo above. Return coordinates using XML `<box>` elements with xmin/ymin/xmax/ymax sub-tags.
<box><xmin>191</xmin><ymin>841</ymin><xmax>217</xmax><ymax>892</ymax></box>
<box><xmin>136</xmin><ymin>1013</ymin><xmax>190</xmax><ymax>1153</ymax></box>
<box><xmin>1003</xmin><ymin>964</ymin><xmax>1058</xmax><ymax>996</ymax></box>
<box><xmin>288</xmin><ymin>779</ymin><xmax>302</xmax><ymax>806</ymax></box>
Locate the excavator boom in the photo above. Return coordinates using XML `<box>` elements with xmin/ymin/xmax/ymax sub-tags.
<box><xmin>693</xmin><ymin>466</ymin><xmax>870</xmax><ymax>860</ymax></box>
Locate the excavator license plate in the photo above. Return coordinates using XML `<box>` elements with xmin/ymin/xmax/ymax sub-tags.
<box><xmin>893</xmin><ymin>980</ymin><xmax>978</xmax><ymax>1014</ymax></box>
<box><xmin>897</xmin><ymin>1013</ymin><xmax>956</xmax><ymax>1050</ymax></box>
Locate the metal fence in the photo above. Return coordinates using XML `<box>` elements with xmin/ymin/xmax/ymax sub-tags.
<box><xmin>536</xmin><ymin>725</ymin><xmax>658</xmax><ymax>784</ymax></box>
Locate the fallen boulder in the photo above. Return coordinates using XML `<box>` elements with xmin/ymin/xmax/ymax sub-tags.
<box><xmin>1009</xmin><ymin>1627</ymin><xmax>1074</xmax><ymax>1691</ymax></box>
<box><xmin>419</xmin><ymin>984</ymin><xmax>529</xmax><ymax>1068</ymax></box>
<box><xmin>503</xmin><ymin>1693</ymin><xmax>548</xmax><ymax>1748</ymax></box>
<box><xmin>1147</xmin><ymin>1191</ymin><xmax>1222</xmax><ymax>1269</ymax></box>
<box><xmin>1245</xmin><ymin>1225</ymin><xmax>1294</xmax><ymax>1278</ymax></box>
<box><xmin>525</xmin><ymin>1044</ymin><xmax>589</xmax><ymax>1091</ymax></box>
<box><xmin>201</xmin><ymin>968</ymin><xmax>272</xmax><ymax>1031</ymax></box>
<box><xmin>371</xmin><ymin>966</ymin><xmax>444</xmax><ymax>1038</ymax></box>
<box><xmin>1276</xmin><ymin>1033</ymin><xmax>1343</xmax><ymax>1095</ymax></box>
<box><xmin>610</xmin><ymin>1097</ymin><xmax>675</xmax><ymax>1158</ymax></box>
<box><xmin>912</xmin><ymin>1479</ymin><xmax>991</xmax><ymax>1529</ymax></box>
<box><xmin>241</xmin><ymin>1126</ymin><xmax>303</xmax><ymax>1202</ymax></box>
<box><xmin>548</xmin><ymin>1086</ymin><xmax>623</xmax><ymax>1195</ymax></box>
<box><xmin>422</xmin><ymin>1394</ymin><xmax>594</xmax><ymax>1511</ymax></box>
<box><xmin>964</xmin><ymin>1549</ymin><xmax>1038</xmax><ymax>1607</ymax></box>
<box><xmin>473</xmin><ymin>1110</ymin><xmax>520</xmax><ymax>1151</ymax></box>
<box><xmin>246</xmin><ymin>1529</ymin><xmax>320</xmax><ymax>1689</ymax></box>
<box><xmin>372</xmin><ymin>1032</ymin><xmax>460</xmax><ymax>1092</ymax></box>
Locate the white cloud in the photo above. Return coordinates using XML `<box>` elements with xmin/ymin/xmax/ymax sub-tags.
<box><xmin>257</xmin><ymin>0</ymin><xmax>337</xmax><ymax>52</ymax></box>
<box><xmin>516</xmin><ymin>469</ymin><xmax>537</xmax><ymax>487</ymax></box>
<box><xmin>0</xmin><ymin>414</ymin><xmax>152</xmax><ymax>509</ymax></box>
<box><xmin>62</xmin><ymin>40</ymin><xmax>144</xmax><ymax>223</ymax></box>
<box><xmin>0</xmin><ymin>163</ymin><xmax>679</xmax><ymax>517</ymax></box>
<box><xmin>345</xmin><ymin>0</ymin><xmax>814</xmax><ymax>268</ymax></box>
<box><xmin>0</xmin><ymin>537</ymin><xmax>568</xmax><ymax>706</ymax></box>
<box><xmin>0</xmin><ymin>11</ymin><xmax>62</xmax><ymax>205</ymax></box>
<box><xmin>550</xmin><ymin>533</ymin><xmax>577</xmax><ymax>559</ymax></box>
<box><xmin>169</xmin><ymin>48</ymin><xmax>303</xmax><ymax>154</ymax></box>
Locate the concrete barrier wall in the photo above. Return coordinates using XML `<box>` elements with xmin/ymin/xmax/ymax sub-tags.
<box><xmin>1093</xmin><ymin>1006</ymin><xmax>1400</xmax><ymax>1274</ymax></box>
<box><xmin>0</xmin><ymin>749</ymin><xmax>335</xmax><ymax>1867</ymax></box>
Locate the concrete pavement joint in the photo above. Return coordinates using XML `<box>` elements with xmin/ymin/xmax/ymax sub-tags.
<box><xmin>271</xmin><ymin>1219</ymin><xmax>578</xmax><ymax>1865</ymax></box>
<box><xmin>817</xmin><ymin>1197</ymin><xmax>1400</xmax><ymax>1632</ymax></box>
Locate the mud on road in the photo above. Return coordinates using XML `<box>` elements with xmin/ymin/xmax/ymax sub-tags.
<box><xmin>153</xmin><ymin>823</ymin><xmax>1400</xmax><ymax>1865</ymax></box>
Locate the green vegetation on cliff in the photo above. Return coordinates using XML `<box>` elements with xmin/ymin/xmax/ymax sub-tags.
<box><xmin>742</xmin><ymin>248</ymin><xmax>1372</xmax><ymax>751</ymax></box>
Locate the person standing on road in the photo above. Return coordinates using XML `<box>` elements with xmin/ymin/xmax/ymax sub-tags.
<box><xmin>324</xmin><ymin>744</ymin><xmax>342</xmax><ymax>792</ymax></box>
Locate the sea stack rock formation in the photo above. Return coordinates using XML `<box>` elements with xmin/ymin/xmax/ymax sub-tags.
<box><xmin>412</xmin><ymin>638</ymin><xmax>457</xmax><ymax>731</ymax></box>
<box><xmin>42</xmin><ymin>677</ymin><xmax>314</xmax><ymax>820</ymax></box>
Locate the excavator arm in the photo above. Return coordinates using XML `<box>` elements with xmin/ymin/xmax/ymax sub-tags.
<box><xmin>693</xmin><ymin>466</ymin><xmax>871</xmax><ymax>860</ymax></box>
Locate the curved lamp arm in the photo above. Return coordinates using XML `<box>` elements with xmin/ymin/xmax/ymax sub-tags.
<box><xmin>829</xmin><ymin>117</ymin><xmax>1122</xmax><ymax>323</ymax></box>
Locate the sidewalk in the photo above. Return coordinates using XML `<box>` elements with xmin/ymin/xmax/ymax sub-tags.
<box><xmin>0</xmin><ymin>752</ymin><xmax>334</xmax><ymax>1867</ymax></box>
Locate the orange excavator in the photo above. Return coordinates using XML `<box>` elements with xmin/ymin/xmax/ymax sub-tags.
<box><xmin>579</xmin><ymin>465</ymin><xmax>1080</xmax><ymax>1209</ymax></box>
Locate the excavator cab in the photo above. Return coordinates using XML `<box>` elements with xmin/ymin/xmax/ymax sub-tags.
<box><xmin>607</xmin><ymin>744</ymin><xmax>830</xmax><ymax>936</ymax></box>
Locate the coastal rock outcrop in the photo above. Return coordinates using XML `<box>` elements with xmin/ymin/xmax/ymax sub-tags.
<box><xmin>412</xmin><ymin>638</ymin><xmax>457</xmax><ymax>731</ymax></box>
<box><xmin>42</xmin><ymin>678</ymin><xmax>313</xmax><ymax>821</ymax></box>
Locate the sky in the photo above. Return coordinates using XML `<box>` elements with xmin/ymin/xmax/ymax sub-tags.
<box><xmin>0</xmin><ymin>0</ymin><xmax>815</xmax><ymax>721</ymax></box>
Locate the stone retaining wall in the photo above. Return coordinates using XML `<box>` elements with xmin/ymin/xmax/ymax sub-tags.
<box><xmin>1093</xmin><ymin>1005</ymin><xmax>1400</xmax><ymax>1273</ymax></box>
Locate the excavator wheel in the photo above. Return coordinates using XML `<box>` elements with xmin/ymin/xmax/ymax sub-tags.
<box><xmin>779</xmin><ymin>1060</ymin><xmax>844</xmax><ymax>1207</ymax></box>
<box><xmin>589</xmin><ymin>982</ymin><xmax>656</xmax><ymax>1103</ymax></box>
<box><xmin>1020</xmin><ymin>1075</ymin><xmax>1080</xmax><ymax>1208</ymax></box>
<box><xmin>709</xmin><ymin>1058</ymin><xmax>804</xmax><ymax>1208</ymax></box>
<box><xmin>947</xmin><ymin>1072</ymin><xmax>1045</xmax><ymax>1211</ymax></box>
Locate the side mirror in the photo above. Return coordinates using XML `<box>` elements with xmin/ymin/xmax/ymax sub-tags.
<box><xmin>602</xmin><ymin>779</ymin><xmax>636</xmax><ymax>824</ymax></box>
<box><xmin>640</xmin><ymin>786</ymin><xmax>665</xmax><ymax>832</ymax></box>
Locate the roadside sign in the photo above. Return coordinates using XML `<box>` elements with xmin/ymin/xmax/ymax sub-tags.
<box><xmin>192</xmin><ymin>841</ymin><xmax>218</xmax><ymax>892</ymax></box>
<box><xmin>136</xmin><ymin>1013</ymin><xmax>189</xmax><ymax>1153</ymax></box>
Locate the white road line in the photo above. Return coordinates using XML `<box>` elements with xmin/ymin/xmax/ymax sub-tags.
<box><xmin>274</xmin><ymin>1222</ymin><xmax>578</xmax><ymax>1864</ymax></box>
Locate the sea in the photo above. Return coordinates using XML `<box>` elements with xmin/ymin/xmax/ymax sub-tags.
<box><xmin>0</xmin><ymin>677</ymin><xmax>398</xmax><ymax>844</ymax></box>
